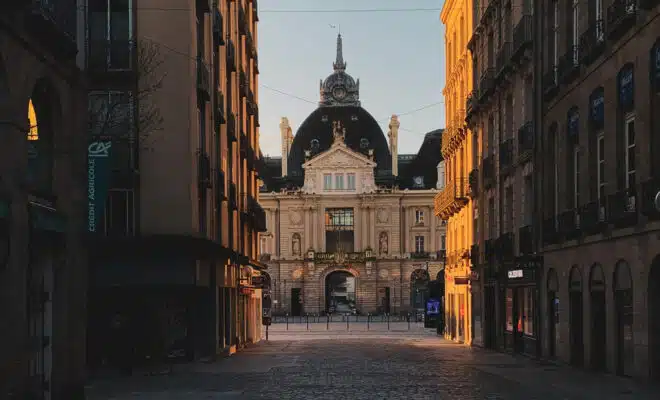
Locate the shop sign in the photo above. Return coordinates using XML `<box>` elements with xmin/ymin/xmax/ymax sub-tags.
<box><xmin>87</xmin><ymin>141</ymin><xmax>112</xmax><ymax>232</ymax></box>
<box><xmin>508</xmin><ymin>269</ymin><xmax>524</xmax><ymax>279</ymax></box>
<box><xmin>251</xmin><ymin>275</ymin><xmax>266</xmax><ymax>287</ymax></box>
<box><xmin>239</xmin><ymin>286</ymin><xmax>254</xmax><ymax>295</ymax></box>
<box><xmin>454</xmin><ymin>277</ymin><xmax>470</xmax><ymax>285</ymax></box>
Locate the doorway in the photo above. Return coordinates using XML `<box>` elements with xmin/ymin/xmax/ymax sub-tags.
<box><xmin>649</xmin><ymin>255</ymin><xmax>660</xmax><ymax>380</ymax></box>
<box><xmin>614</xmin><ymin>260</ymin><xmax>633</xmax><ymax>376</ymax></box>
<box><xmin>484</xmin><ymin>285</ymin><xmax>497</xmax><ymax>349</ymax></box>
<box><xmin>546</xmin><ymin>268</ymin><xmax>559</xmax><ymax>358</ymax></box>
<box><xmin>27</xmin><ymin>253</ymin><xmax>54</xmax><ymax>400</ymax></box>
<box><xmin>378</xmin><ymin>287</ymin><xmax>391</xmax><ymax>314</ymax></box>
<box><xmin>290</xmin><ymin>288</ymin><xmax>302</xmax><ymax>316</ymax></box>
<box><xmin>589</xmin><ymin>264</ymin><xmax>607</xmax><ymax>372</ymax></box>
<box><xmin>325</xmin><ymin>271</ymin><xmax>356</xmax><ymax>314</ymax></box>
<box><xmin>569</xmin><ymin>266</ymin><xmax>584</xmax><ymax>367</ymax></box>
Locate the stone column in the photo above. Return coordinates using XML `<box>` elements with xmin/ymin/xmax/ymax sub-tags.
<box><xmin>313</xmin><ymin>206</ymin><xmax>319</xmax><ymax>250</ymax></box>
<box><xmin>401</xmin><ymin>206</ymin><xmax>407</xmax><ymax>255</ymax></box>
<box><xmin>304</xmin><ymin>207</ymin><xmax>310</xmax><ymax>251</ymax></box>
<box><xmin>361</xmin><ymin>206</ymin><xmax>368</xmax><ymax>249</ymax></box>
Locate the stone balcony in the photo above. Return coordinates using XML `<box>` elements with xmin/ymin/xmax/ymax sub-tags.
<box><xmin>434</xmin><ymin>178</ymin><xmax>469</xmax><ymax>220</ymax></box>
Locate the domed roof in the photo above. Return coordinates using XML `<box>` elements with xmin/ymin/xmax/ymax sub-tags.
<box><xmin>319</xmin><ymin>34</ymin><xmax>360</xmax><ymax>107</ymax></box>
<box><xmin>287</xmin><ymin>106</ymin><xmax>391</xmax><ymax>177</ymax></box>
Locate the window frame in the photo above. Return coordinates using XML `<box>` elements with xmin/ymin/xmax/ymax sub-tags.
<box><xmin>347</xmin><ymin>173</ymin><xmax>356</xmax><ymax>190</ymax></box>
<box><xmin>323</xmin><ymin>173</ymin><xmax>332</xmax><ymax>190</ymax></box>
<box><xmin>573</xmin><ymin>146</ymin><xmax>580</xmax><ymax>209</ymax></box>
<box><xmin>624</xmin><ymin>113</ymin><xmax>636</xmax><ymax>191</ymax></box>
<box><xmin>596</xmin><ymin>132</ymin><xmax>605</xmax><ymax>203</ymax></box>
<box><xmin>415</xmin><ymin>235</ymin><xmax>425</xmax><ymax>253</ymax></box>
<box><xmin>335</xmin><ymin>173</ymin><xmax>345</xmax><ymax>190</ymax></box>
<box><xmin>572</xmin><ymin>0</ymin><xmax>580</xmax><ymax>63</ymax></box>
<box><xmin>415</xmin><ymin>209</ymin><xmax>425</xmax><ymax>224</ymax></box>
<box><xmin>553</xmin><ymin>0</ymin><xmax>559</xmax><ymax>74</ymax></box>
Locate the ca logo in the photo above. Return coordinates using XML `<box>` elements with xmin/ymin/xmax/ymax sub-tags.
<box><xmin>88</xmin><ymin>141</ymin><xmax>112</xmax><ymax>157</ymax></box>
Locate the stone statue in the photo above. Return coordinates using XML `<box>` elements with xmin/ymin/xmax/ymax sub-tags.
<box><xmin>379</xmin><ymin>232</ymin><xmax>388</xmax><ymax>254</ymax></box>
<box><xmin>292</xmin><ymin>234</ymin><xmax>301</xmax><ymax>256</ymax></box>
<box><xmin>332</xmin><ymin>120</ymin><xmax>346</xmax><ymax>143</ymax></box>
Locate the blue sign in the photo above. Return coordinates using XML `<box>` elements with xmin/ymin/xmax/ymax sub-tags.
<box><xmin>568</xmin><ymin>109</ymin><xmax>579</xmax><ymax>137</ymax></box>
<box><xmin>619</xmin><ymin>66</ymin><xmax>634</xmax><ymax>107</ymax></box>
<box><xmin>590</xmin><ymin>88</ymin><xmax>604</xmax><ymax>125</ymax></box>
<box><xmin>87</xmin><ymin>141</ymin><xmax>112</xmax><ymax>232</ymax></box>
<box><xmin>655</xmin><ymin>45</ymin><xmax>660</xmax><ymax>92</ymax></box>
<box><xmin>426</xmin><ymin>298</ymin><xmax>440</xmax><ymax>315</ymax></box>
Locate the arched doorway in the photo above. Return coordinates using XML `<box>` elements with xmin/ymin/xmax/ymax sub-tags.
<box><xmin>569</xmin><ymin>266</ymin><xmax>584</xmax><ymax>366</ymax></box>
<box><xmin>613</xmin><ymin>260</ymin><xmax>633</xmax><ymax>376</ymax></box>
<box><xmin>649</xmin><ymin>255</ymin><xmax>660</xmax><ymax>380</ymax></box>
<box><xmin>546</xmin><ymin>268</ymin><xmax>559</xmax><ymax>358</ymax></box>
<box><xmin>27</xmin><ymin>79</ymin><xmax>57</xmax><ymax>193</ymax></box>
<box><xmin>589</xmin><ymin>263</ymin><xmax>607</xmax><ymax>371</ymax></box>
<box><xmin>326</xmin><ymin>270</ymin><xmax>356</xmax><ymax>314</ymax></box>
<box><xmin>410</xmin><ymin>269</ymin><xmax>430</xmax><ymax>310</ymax></box>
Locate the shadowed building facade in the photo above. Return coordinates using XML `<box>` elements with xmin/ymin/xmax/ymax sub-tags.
<box><xmin>258</xmin><ymin>35</ymin><xmax>446</xmax><ymax>316</ymax></box>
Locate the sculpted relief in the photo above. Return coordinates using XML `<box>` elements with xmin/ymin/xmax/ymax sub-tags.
<box><xmin>291</xmin><ymin>233</ymin><xmax>301</xmax><ymax>256</ymax></box>
<box><xmin>377</xmin><ymin>207</ymin><xmax>389</xmax><ymax>223</ymax></box>
<box><xmin>379</xmin><ymin>231</ymin><xmax>388</xmax><ymax>255</ymax></box>
<box><xmin>289</xmin><ymin>210</ymin><xmax>302</xmax><ymax>226</ymax></box>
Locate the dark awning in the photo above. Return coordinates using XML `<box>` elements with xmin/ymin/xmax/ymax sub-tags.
<box><xmin>87</xmin><ymin>234</ymin><xmax>234</xmax><ymax>261</ymax></box>
<box><xmin>248</xmin><ymin>259</ymin><xmax>268</xmax><ymax>271</ymax></box>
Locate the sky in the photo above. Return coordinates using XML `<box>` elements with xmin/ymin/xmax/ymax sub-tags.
<box><xmin>257</xmin><ymin>0</ymin><xmax>446</xmax><ymax>157</ymax></box>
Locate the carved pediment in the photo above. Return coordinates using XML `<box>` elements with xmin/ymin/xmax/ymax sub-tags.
<box><xmin>303</xmin><ymin>144</ymin><xmax>375</xmax><ymax>170</ymax></box>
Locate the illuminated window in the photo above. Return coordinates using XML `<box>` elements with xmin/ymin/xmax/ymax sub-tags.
<box><xmin>28</xmin><ymin>99</ymin><xmax>39</xmax><ymax>141</ymax></box>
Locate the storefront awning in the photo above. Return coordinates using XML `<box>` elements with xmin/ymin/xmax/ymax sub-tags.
<box><xmin>248</xmin><ymin>259</ymin><xmax>268</xmax><ymax>271</ymax></box>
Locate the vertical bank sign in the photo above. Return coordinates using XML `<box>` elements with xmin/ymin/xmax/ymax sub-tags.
<box><xmin>87</xmin><ymin>141</ymin><xmax>112</xmax><ymax>232</ymax></box>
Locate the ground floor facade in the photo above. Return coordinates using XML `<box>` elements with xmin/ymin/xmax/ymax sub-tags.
<box><xmin>444</xmin><ymin>265</ymin><xmax>472</xmax><ymax>344</ymax></box>
<box><xmin>264</xmin><ymin>258</ymin><xmax>443</xmax><ymax>315</ymax></box>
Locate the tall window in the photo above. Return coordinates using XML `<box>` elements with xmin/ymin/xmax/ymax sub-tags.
<box><xmin>415</xmin><ymin>236</ymin><xmax>425</xmax><ymax>253</ymax></box>
<box><xmin>104</xmin><ymin>189</ymin><xmax>135</xmax><ymax>236</ymax></box>
<box><xmin>440</xmin><ymin>235</ymin><xmax>446</xmax><ymax>250</ymax></box>
<box><xmin>488</xmin><ymin>115</ymin><xmax>495</xmax><ymax>154</ymax></box>
<box><xmin>573</xmin><ymin>147</ymin><xmax>580</xmax><ymax>208</ymax></box>
<box><xmin>553</xmin><ymin>1</ymin><xmax>559</xmax><ymax>73</ymax></box>
<box><xmin>88</xmin><ymin>91</ymin><xmax>134</xmax><ymax>170</ymax></box>
<box><xmin>625</xmin><ymin>115</ymin><xmax>636</xmax><ymax>190</ymax></box>
<box><xmin>347</xmin><ymin>173</ymin><xmax>356</xmax><ymax>190</ymax></box>
<box><xmin>596</xmin><ymin>133</ymin><xmax>605</xmax><ymax>203</ymax></box>
<box><xmin>323</xmin><ymin>173</ymin><xmax>332</xmax><ymax>190</ymax></box>
<box><xmin>415</xmin><ymin>209</ymin><xmax>425</xmax><ymax>224</ymax></box>
<box><xmin>595</xmin><ymin>0</ymin><xmax>603</xmax><ymax>39</ymax></box>
<box><xmin>335</xmin><ymin>174</ymin><xmax>344</xmax><ymax>190</ymax></box>
<box><xmin>488</xmin><ymin>197</ymin><xmax>496</xmax><ymax>238</ymax></box>
<box><xmin>505</xmin><ymin>186</ymin><xmax>514</xmax><ymax>233</ymax></box>
<box><xmin>523</xmin><ymin>175</ymin><xmax>533</xmax><ymax>225</ymax></box>
<box><xmin>325</xmin><ymin>208</ymin><xmax>354</xmax><ymax>252</ymax></box>
<box><xmin>572</xmin><ymin>0</ymin><xmax>579</xmax><ymax>63</ymax></box>
<box><xmin>88</xmin><ymin>0</ymin><xmax>132</xmax><ymax>70</ymax></box>
<box><xmin>553</xmin><ymin>131</ymin><xmax>559</xmax><ymax>217</ymax></box>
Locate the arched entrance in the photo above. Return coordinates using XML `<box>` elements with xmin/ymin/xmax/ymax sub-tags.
<box><xmin>568</xmin><ymin>265</ymin><xmax>584</xmax><ymax>366</ymax></box>
<box><xmin>410</xmin><ymin>269</ymin><xmax>430</xmax><ymax>310</ymax></box>
<box><xmin>27</xmin><ymin>79</ymin><xmax>57</xmax><ymax>193</ymax></box>
<box><xmin>589</xmin><ymin>263</ymin><xmax>607</xmax><ymax>371</ymax></box>
<box><xmin>613</xmin><ymin>260</ymin><xmax>633</xmax><ymax>376</ymax></box>
<box><xmin>325</xmin><ymin>270</ymin><xmax>356</xmax><ymax>314</ymax></box>
<box><xmin>649</xmin><ymin>255</ymin><xmax>660</xmax><ymax>380</ymax></box>
<box><xmin>546</xmin><ymin>268</ymin><xmax>559</xmax><ymax>358</ymax></box>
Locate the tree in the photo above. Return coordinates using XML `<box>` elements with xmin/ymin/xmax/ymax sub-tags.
<box><xmin>88</xmin><ymin>39</ymin><xmax>166</xmax><ymax>151</ymax></box>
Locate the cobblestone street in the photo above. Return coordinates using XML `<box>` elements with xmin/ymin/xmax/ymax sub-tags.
<box><xmin>85</xmin><ymin>330</ymin><xmax>658</xmax><ymax>400</ymax></box>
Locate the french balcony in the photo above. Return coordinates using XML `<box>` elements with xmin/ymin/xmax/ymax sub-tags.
<box><xmin>512</xmin><ymin>15</ymin><xmax>533</xmax><ymax>63</ymax></box>
<box><xmin>87</xmin><ymin>40</ymin><xmax>134</xmax><ymax>72</ymax></box>
<box><xmin>253</xmin><ymin>0</ymin><xmax>259</xmax><ymax>21</ymax></box>
<box><xmin>468</xmin><ymin>168</ymin><xmax>479</xmax><ymax>198</ymax></box>
<box><xmin>517</xmin><ymin>121</ymin><xmax>534</xmax><ymax>163</ymax></box>
<box><xmin>496</xmin><ymin>232</ymin><xmax>515</xmax><ymax>261</ymax></box>
<box><xmin>238</xmin><ymin>4</ymin><xmax>248</xmax><ymax>35</ymax></box>
<box><xmin>579</xmin><ymin>199</ymin><xmax>607</xmax><ymax>235</ymax></box>
<box><xmin>239</xmin><ymin>193</ymin><xmax>250</xmax><ymax>217</ymax></box>
<box><xmin>466</xmin><ymin>90</ymin><xmax>478</xmax><ymax>120</ymax></box>
<box><xmin>248</xmin><ymin>195</ymin><xmax>267</xmax><ymax>232</ymax></box>
<box><xmin>543</xmin><ymin>66</ymin><xmax>559</xmax><ymax>100</ymax></box>
<box><xmin>216</xmin><ymin>170</ymin><xmax>226</xmax><ymax>201</ymax></box>
<box><xmin>24</xmin><ymin>0</ymin><xmax>78</xmax><ymax>60</ymax></box>
<box><xmin>436</xmin><ymin>249</ymin><xmax>447</xmax><ymax>261</ymax></box>
<box><xmin>196</xmin><ymin>57</ymin><xmax>211</xmax><ymax>102</ymax></box>
<box><xmin>558</xmin><ymin>209</ymin><xmax>581</xmax><ymax>240</ymax></box>
<box><xmin>607</xmin><ymin>0</ymin><xmax>637</xmax><ymax>40</ymax></box>
<box><xmin>197</xmin><ymin>150</ymin><xmax>211</xmax><ymax>190</ymax></box>
<box><xmin>253</xmin><ymin>53</ymin><xmax>260</xmax><ymax>74</ymax></box>
<box><xmin>227</xmin><ymin>112</ymin><xmax>237</xmax><ymax>142</ymax></box>
<box><xmin>434</xmin><ymin>178</ymin><xmax>469</xmax><ymax>220</ymax></box>
<box><xmin>542</xmin><ymin>216</ymin><xmax>559</xmax><ymax>246</ymax></box>
<box><xmin>499</xmin><ymin>139</ymin><xmax>514</xmax><ymax>176</ymax></box>
<box><xmin>226</xmin><ymin>39</ymin><xmax>236</xmax><ymax>71</ymax></box>
<box><xmin>518</xmin><ymin>225</ymin><xmax>533</xmax><ymax>254</ymax></box>
<box><xmin>246</xmin><ymin>31</ymin><xmax>257</xmax><ymax>58</ymax></box>
<box><xmin>579</xmin><ymin>20</ymin><xmax>605</xmax><ymax>66</ymax></box>
<box><xmin>213</xmin><ymin>9</ymin><xmax>225</xmax><ymax>45</ymax></box>
<box><xmin>607</xmin><ymin>188</ymin><xmax>637</xmax><ymax>228</ymax></box>
<box><xmin>495</xmin><ymin>42</ymin><xmax>513</xmax><ymax>79</ymax></box>
<box><xmin>478</xmin><ymin>68</ymin><xmax>495</xmax><ymax>102</ymax></box>
<box><xmin>483</xmin><ymin>156</ymin><xmax>495</xmax><ymax>189</ymax></box>
<box><xmin>411</xmin><ymin>251</ymin><xmax>431</xmax><ymax>260</ymax></box>
<box><xmin>216</xmin><ymin>89</ymin><xmax>226</xmax><ymax>124</ymax></box>
<box><xmin>229</xmin><ymin>183</ymin><xmax>237</xmax><ymax>210</ymax></box>
<box><xmin>239</xmin><ymin>69</ymin><xmax>248</xmax><ymax>97</ymax></box>
<box><xmin>557</xmin><ymin>46</ymin><xmax>580</xmax><ymax>85</ymax></box>
<box><xmin>470</xmin><ymin>244</ymin><xmax>479</xmax><ymax>266</ymax></box>
<box><xmin>642</xmin><ymin>177</ymin><xmax>660</xmax><ymax>220</ymax></box>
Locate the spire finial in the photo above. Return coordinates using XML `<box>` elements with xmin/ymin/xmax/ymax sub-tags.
<box><xmin>333</xmin><ymin>32</ymin><xmax>346</xmax><ymax>71</ymax></box>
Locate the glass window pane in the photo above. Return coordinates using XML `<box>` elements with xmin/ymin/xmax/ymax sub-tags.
<box><xmin>627</xmin><ymin>120</ymin><xmax>635</xmax><ymax>145</ymax></box>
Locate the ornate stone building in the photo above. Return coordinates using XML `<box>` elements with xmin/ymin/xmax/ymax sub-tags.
<box><xmin>259</xmin><ymin>35</ymin><xmax>446</xmax><ymax>315</ymax></box>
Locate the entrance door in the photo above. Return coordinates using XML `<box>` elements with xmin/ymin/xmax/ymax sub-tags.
<box><xmin>27</xmin><ymin>256</ymin><xmax>53</xmax><ymax>400</ymax></box>
<box><xmin>569</xmin><ymin>291</ymin><xmax>584</xmax><ymax>366</ymax></box>
<box><xmin>590</xmin><ymin>290</ymin><xmax>607</xmax><ymax>371</ymax></box>
<box><xmin>378</xmin><ymin>287</ymin><xmax>391</xmax><ymax>314</ymax></box>
<box><xmin>513</xmin><ymin>288</ymin><xmax>525</xmax><ymax>353</ymax></box>
<box><xmin>458</xmin><ymin>294</ymin><xmax>465</xmax><ymax>343</ymax></box>
<box><xmin>547</xmin><ymin>292</ymin><xmax>558</xmax><ymax>358</ymax></box>
<box><xmin>484</xmin><ymin>286</ymin><xmax>497</xmax><ymax>349</ymax></box>
<box><xmin>290</xmin><ymin>288</ymin><xmax>302</xmax><ymax>316</ymax></box>
<box><xmin>614</xmin><ymin>261</ymin><xmax>634</xmax><ymax>376</ymax></box>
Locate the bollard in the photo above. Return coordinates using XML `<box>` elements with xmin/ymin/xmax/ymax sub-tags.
<box><xmin>367</xmin><ymin>313</ymin><xmax>370</xmax><ymax>330</ymax></box>
<box><xmin>306</xmin><ymin>314</ymin><xmax>309</xmax><ymax>331</ymax></box>
<box><xmin>346</xmin><ymin>314</ymin><xmax>349</xmax><ymax>330</ymax></box>
<box><xmin>266</xmin><ymin>325</ymin><xmax>269</xmax><ymax>341</ymax></box>
<box><xmin>387</xmin><ymin>313</ymin><xmax>390</xmax><ymax>330</ymax></box>
<box><xmin>327</xmin><ymin>314</ymin><xmax>330</xmax><ymax>330</ymax></box>
<box><xmin>407</xmin><ymin>313</ymin><xmax>411</xmax><ymax>330</ymax></box>
<box><xmin>286</xmin><ymin>314</ymin><xmax>289</xmax><ymax>331</ymax></box>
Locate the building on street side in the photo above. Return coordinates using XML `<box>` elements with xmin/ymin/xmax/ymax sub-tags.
<box><xmin>537</xmin><ymin>0</ymin><xmax>660</xmax><ymax>380</ymax></box>
<box><xmin>258</xmin><ymin>35</ymin><xmax>446</xmax><ymax>316</ymax></box>
<box><xmin>85</xmin><ymin>0</ymin><xmax>266</xmax><ymax>375</ymax></box>
<box><xmin>465</xmin><ymin>0</ymin><xmax>541</xmax><ymax>356</ymax></box>
<box><xmin>0</xmin><ymin>2</ymin><xmax>87</xmax><ymax>398</ymax></box>
<box><xmin>437</xmin><ymin>0</ymin><xmax>477</xmax><ymax>346</ymax></box>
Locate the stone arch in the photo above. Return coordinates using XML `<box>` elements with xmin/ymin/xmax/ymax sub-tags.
<box><xmin>589</xmin><ymin>263</ymin><xmax>606</xmax><ymax>292</ymax></box>
<box><xmin>436</xmin><ymin>269</ymin><xmax>444</xmax><ymax>281</ymax></box>
<box><xmin>569</xmin><ymin>265</ymin><xmax>582</xmax><ymax>292</ymax></box>
<box><xmin>613</xmin><ymin>259</ymin><xmax>632</xmax><ymax>291</ymax></box>
<box><xmin>649</xmin><ymin>254</ymin><xmax>660</xmax><ymax>379</ymax></box>
<box><xmin>322</xmin><ymin>266</ymin><xmax>359</xmax><ymax>314</ymax></box>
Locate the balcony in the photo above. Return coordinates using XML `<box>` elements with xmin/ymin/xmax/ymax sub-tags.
<box><xmin>246</xmin><ymin>31</ymin><xmax>257</xmax><ymax>58</ymax></box>
<box><xmin>483</xmin><ymin>156</ymin><xmax>495</xmax><ymax>189</ymax></box>
<box><xmin>512</xmin><ymin>15</ymin><xmax>533</xmax><ymax>63</ymax></box>
<box><xmin>484</xmin><ymin>239</ymin><xmax>495</xmax><ymax>264</ymax></box>
<box><xmin>253</xmin><ymin>53</ymin><xmax>260</xmax><ymax>74</ymax></box>
<box><xmin>518</xmin><ymin>225</ymin><xmax>533</xmax><ymax>254</ymax></box>
<box><xmin>253</xmin><ymin>0</ymin><xmax>259</xmax><ymax>21</ymax></box>
<box><xmin>607</xmin><ymin>188</ymin><xmax>637</xmax><ymax>228</ymax></box>
<box><xmin>87</xmin><ymin>40</ymin><xmax>134</xmax><ymax>72</ymax></box>
<box><xmin>216</xmin><ymin>170</ymin><xmax>226</xmax><ymax>200</ymax></box>
<box><xmin>517</xmin><ymin>121</ymin><xmax>534</xmax><ymax>163</ymax></box>
<box><xmin>579</xmin><ymin>20</ymin><xmax>605</xmax><ymax>66</ymax></box>
<box><xmin>24</xmin><ymin>0</ymin><xmax>77</xmax><ymax>59</ymax></box>
<box><xmin>558</xmin><ymin>46</ymin><xmax>580</xmax><ymax>84</ymax></box>
<box><xmin>239</xmin><ymin>69</ymin><xmax>248</xmax><ymax>97</ymax></box>
<box><xmin>499</xmin><ymin>139</ymin><xmax>514</xmax><ymax>175</ymax></box>
<box><xmin>227</xmin><ymin>112</ymin><xmax>237</xmax><ymax>142</ymax></box>
<box><xmin>411</xmin><ymin>251</ymin><xmax>431</xmax><ymax>260</ymax></box>
<box><xmin>470</xmin><ymin>244</ymin><xmax>479</xmax><ymax>266</ymax></box>
<box><xmin>216</xmin><ymin>89</ymin><xmax>226</xmax><ymax>124</ymax></box>
<box><xmin>434</xmin><ymin>178</ymin><xmax>469</xmax><ymax>220</ymax></box>
<box><xmin>478</xmin><ymin>68</ymin><xmax>495</xmax><ymax>102</ymax></box>
<box><xmin>579</xmin><ymin>200</ymin><xmax>607</xmax><ymax>235</ymax></box>
<box><xmin>196</xmin><ymin>57</ymin><xmax>211</xmax><ymax>102</ymax></box>
<box><xmin>238</xmin><ymin>3</ymin><xmax>248</xmax><ymax>35</ymax></box>
<box><xmin>248</xmin><ymin>195</ymin><xmax>267</xmax><ymax>232</ymax></box>
<box><xmin>229</xmin><ymin>183</ymin><xmax>237</xmax><ymax>210</ymax></box>
<box><xmin>226</xmin><ymin>39</ymin><xmax>236</xmax><ymax>71</ymax></box>
<box><xmin>542</xmin><ymin>216</ymin><xmax>559</xmax><ymax>246</ymax></box>
<box><xmin>496</xmin><ymin>232</ymin><xmax>515</xmax><ymax>261</ymax></box>
<box><xmin>239</xmin><ymin>193</ymin><xmax>250</xmax><ymax>217</ymax></box>
<box><xmin>558</xmin><ymin>209</ymin><xmax>580</xmax><ymax>240</ymax></box>
<box><xmin>495</xmin><ymin>42</ymin><xmax>513</xmax><ymax>79</ymax></box>
<box><xmin>436</xmin><ymin>249</ymin><xmax>447</xmax><ymax>261</ymax></box>
<box><xmin>466</xmin><ymin>90</ymin><xmax>478</xmax><ymax>120</ymax></box>
<box><xmin>468</xmin><ymin>168</ymin><xmax>479</xmax><ymax>199</ymax></box>
<box><xmin>197</xmin><ymin>151</ymin><xmax>211</xmax><ymax>190</ymax></box>
<box><xmin>543</xmin><ymin>66</ymin><xmax>559</xmax><ymax>100</ymax></box>
<box><xmin>607</xmin><ymin>0</ymin><xmax>637</xmax><ymax>40</ymax></box>
<box><xmin>213</xmin><ymin>9</ymin><xmax>225</xmax><ymax>45</ymax></box>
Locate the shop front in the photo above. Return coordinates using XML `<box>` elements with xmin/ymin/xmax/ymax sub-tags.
<box><xmin>503</xmin><ymin>260</ymin><xmax>541</xmax><ymax>356</ymax></box>
<box><xmin>445</xmin><ymin>274</ymin><xmax>471</xmax><ymax>344</ymax></box>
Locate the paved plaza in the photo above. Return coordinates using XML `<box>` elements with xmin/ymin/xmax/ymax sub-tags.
<box><xmin>85</xmin><ymin>329</ymin><xmax>658</xmax><ymax>400</ymax></box>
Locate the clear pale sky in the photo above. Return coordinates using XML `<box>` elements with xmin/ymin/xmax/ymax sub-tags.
<box><xmin>257</xmin><ymin>0</ymin><xmax>446</xmax><ymax>157</ymax></box>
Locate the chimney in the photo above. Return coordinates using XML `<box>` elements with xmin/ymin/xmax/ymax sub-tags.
<box><xmin>388</xmin><ymin>115</ymin><xmax>399</xmax><ymax>176</ymax></box>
